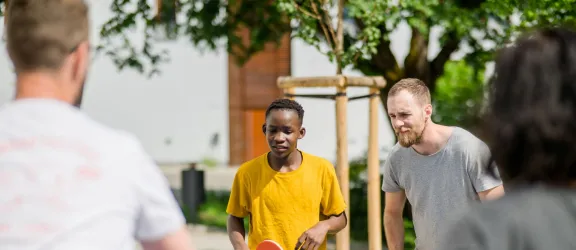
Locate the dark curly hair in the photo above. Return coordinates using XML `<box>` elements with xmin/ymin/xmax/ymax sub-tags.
<box><xmin>265</xmin><ymin>98</ymin><xmax>305</xmax><ymax>124</ymax></box>
<box><xmin>484</xmin><ymin>27</ymin><xmax>576</xmax><ymax>186</ymax></box>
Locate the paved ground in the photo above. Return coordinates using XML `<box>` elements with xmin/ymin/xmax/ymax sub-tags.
<box><xmin>187</xmin><ymin>225</ymin><xmax>234</xmax><ymax>250</ymax></box>
<box><xmin>159</xmin><ymin>165</ymin><xmax>378</xmax><ymax>250</ymax></box>
<box><xmin>158</xmin><ymin>165</ymin><xmax>237</xmax><ymax>250</ymax></box>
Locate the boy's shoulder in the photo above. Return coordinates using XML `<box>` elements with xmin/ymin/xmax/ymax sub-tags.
<box><xmin>301</xmin><ymin>151</ymin><xmax>335</xmax><ymax>171</ymax></box>
<box><xmin>236</xmin><ymin>153</ymin><xmax>268</xmax><ymax>177</ymax></box>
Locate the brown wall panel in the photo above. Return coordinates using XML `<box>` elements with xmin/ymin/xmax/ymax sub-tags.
<box><xmin>228</xmin><ymin>28</ymin><xmax>291</xmax><ymax>165</ymax></box>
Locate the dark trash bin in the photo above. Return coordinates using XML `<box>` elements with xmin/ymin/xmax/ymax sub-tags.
<box><xmin>181</xmin><ymin>163</ymin><xmax>205</xmax><ymax>223</ymax></box>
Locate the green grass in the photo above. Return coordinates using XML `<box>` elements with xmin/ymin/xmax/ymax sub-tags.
<box><xmin>198</xmin><ymin>191</ymin><xmax>229</xmax><ymax>228</ymax></box>
<box><xmin>186</xmin><ymin>191</ymin><xmax>249</xmax><ymax>230</ymax></box>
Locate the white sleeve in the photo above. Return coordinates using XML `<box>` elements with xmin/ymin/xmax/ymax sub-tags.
<box><xmin>125</xmin><ymin>136</ymin><xmax>186</xmax><ymax>241</ymax></box>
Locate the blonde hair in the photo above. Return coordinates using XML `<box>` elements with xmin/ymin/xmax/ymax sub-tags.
<box><xmin>5</xmin><ymin>0</ymin><xmax>89</xmax><ymax>72</ymax></box>
<box><xmin>388</xmin><ymin>78</ymin><xmax>431</xmax><ymax>105</ymax></box>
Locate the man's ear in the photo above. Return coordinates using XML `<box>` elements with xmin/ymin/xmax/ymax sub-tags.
<box><xmin>71</xmin><ymin>41</ymin><xmax>90</xmax><ymax>85</ymax></box>
<box><xmin>424</xmin><ymin>104</ymin><xmax>433</xmax><ymax>120</ymax></box>
<box><xmin>262</xmin><ymin>123</ymin><xmax>266</xmax><ymax>134</ymax></box>
<box><xmin>299</xmin><ymin>127</ymin><xmax>306</xmax><ymax>139</ymax></box>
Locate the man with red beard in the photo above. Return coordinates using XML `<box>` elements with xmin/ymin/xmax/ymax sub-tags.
<box><xmin>381</xmin><ymin>78</ymin><xmax>505</xmax><ymax>250</ymax></box>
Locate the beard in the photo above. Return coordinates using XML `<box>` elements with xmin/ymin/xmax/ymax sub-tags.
<box><xmin>73</xmin><ymin>78</ymin><xmax>86</xmax><ymax>108</ymax></box>
<box><xmin>395</xmin><ymin>118</ymin><xmax>428</xmax><ymax>147</ymax></box>
<box><xmin>396</xmin><ymin>130</ymin><xmax>422</xmax><ymax>147</ymax></box>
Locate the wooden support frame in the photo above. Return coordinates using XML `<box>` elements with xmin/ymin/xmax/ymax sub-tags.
<box><xmin>277</xmin><ymin>75</ymin><xmax>386</xmax><ymax>250</ymax></box>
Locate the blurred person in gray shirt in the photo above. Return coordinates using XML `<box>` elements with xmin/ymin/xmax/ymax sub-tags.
<box><xmin>438</xmin><ymin>27</ymin><xmax>576</xmax><ymax>250</ymax></box>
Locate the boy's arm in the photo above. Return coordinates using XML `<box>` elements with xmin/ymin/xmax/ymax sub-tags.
<box><xmin>320</xmin><ymin>212</ymin><xmax>347</xmax><ymax>234</ymax></box>
<box><xmin>226</xmin><ymin>170</ymin><xmax>250</xmax><ymax>250</ymax></box>
<box><xmin>296</xmin><ymin>212</ymin><xmax>347</xmax><ymax>250</ymax></box>
<box><xmin>227</xmin><ymin>215</ymin><xmax>248</xmax><ymax>250</ymax></box>
<box><xmin>319</xmin><ymin>162</ymin><xmax>347</xmax><ymax>231</ymax></box>
<box><xmin>296</xmin><ymin>162</ymin><xmax>348</xmax><ymax>249</ymax></box>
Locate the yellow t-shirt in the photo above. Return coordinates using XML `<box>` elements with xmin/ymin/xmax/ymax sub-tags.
<box><xmin>226</xmin><ymin>151</ymin><xmax>347</xmax><ymax>250</ymax></box>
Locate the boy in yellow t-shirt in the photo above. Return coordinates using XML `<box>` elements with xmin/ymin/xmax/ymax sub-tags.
<box><xmin>226</xmin><ymin>99</ymin><xmax>347</xmax><ymax>250</ymax></box>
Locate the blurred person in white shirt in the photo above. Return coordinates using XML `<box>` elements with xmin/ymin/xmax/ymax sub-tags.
<box><xmin>0</xmin><ymin>1</ymin><xmax>195</xmax><ymax>250</ymax></box>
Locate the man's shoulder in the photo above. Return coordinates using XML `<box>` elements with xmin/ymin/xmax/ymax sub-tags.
<box><xmin>458</xmin><ymin>187</ymin><xmax>572</xmax><ymax>222</ymax></box>
<box><xmin>77</xmin><ymin>116</ymin><xmax>143</xmax><ymax>151</ymax></box>
<box><xmin>450</xmin><ymin>127</ymin><xmax>484</xmax><ymax>144</ymax></box>
<box><xmin>385</xmin><ymin>143</ymin><xmax>410</xmax><ymax>162</ymax></box>
<box><xmin>449</xmin><ymin>127</ymin><xmax>489</xmax><ymax>153</ymax></box>
<box><xmin>0</xmin><ymin>99</ymin><xmax>142</xmax><ymax>150</ymax></box>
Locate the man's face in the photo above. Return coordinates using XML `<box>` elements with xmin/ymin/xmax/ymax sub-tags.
<box><xmin>263</xmin><ymin>109</ymin><xmax>306</xmax><ymax>158</ymax></box>
<box><xmin>387</xmin><ymin>90</ymin><xmax>430</xmax><ymax>147</ymax></box>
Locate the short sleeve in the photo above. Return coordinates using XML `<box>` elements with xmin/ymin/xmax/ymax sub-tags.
<box><xmin>468</xmin><ymin>142</ymin><xmax>503</xmax><ymax>192</ymax></box>
<box><xmin>128</xmin><ymin>138</ymin><xmax>186</xmax><ymax>241</ymax></box>
<box><xmin>226</xmin><ymin>169</ymin><xmax>250</xmax><ymax>218</ymax></box>
<box><xmin>382</xmin><ymin>157</ymin><xmax>402</xmax><ymax>192</ymax></box>
<box><xmin>320</xmin><ymin>163</ymin><xmax>346</xmax><ymax>216</ymax></box>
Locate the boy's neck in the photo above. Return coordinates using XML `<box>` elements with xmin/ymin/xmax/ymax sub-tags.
<box><xmin>268</xmin><ymin>150</ymin><xmax>303</xmax><ymax>172</ymax></box>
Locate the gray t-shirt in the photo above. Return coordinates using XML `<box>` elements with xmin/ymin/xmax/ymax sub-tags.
<box><xmin>382</xmin><ymin>127</ymin><xmax>502</xmax><ymax>250</ymax></box>
<box><xmin>437</xmin><ymin>186</ymin><xmax>576</xmax><ymax>250</ymax></box>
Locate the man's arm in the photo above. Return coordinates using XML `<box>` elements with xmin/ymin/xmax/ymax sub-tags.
<box><xmin>141</xmin><ymin>226</ymin><xmax>195</xmax><ymax>250</ymax></box>
<box><xmin>227</xmin><ymin>215</ymin><xmax>248</xmax><ymax>250</ymax></box>
<box><xmin>384</xmin><ymin>191</ymin><xmax>406</xmax><ymax>250</ymax></box>
<box><xmin>478</xmin><ymin>185</ymin><xmax>505</xmax><ymax>201</ymax></box>
<box><xmin>125</xmin><ymin>135</ymin><xmax>194</xmax><ymax>250</ymax></box>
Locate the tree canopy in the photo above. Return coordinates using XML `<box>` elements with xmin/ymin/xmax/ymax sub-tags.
<box><xmin>1</xmin><ymin>0</ymin><xmax>575</xmax><ymax>107</ymax></box>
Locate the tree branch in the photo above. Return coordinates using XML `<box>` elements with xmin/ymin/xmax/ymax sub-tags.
<box><xmin>430</xmin><ymin>31</ymin><xmax>460</xmax><ymax>77</ymax></box>
<box><xmin>335</xmin><ymin>0</ymin><xmax>344</xmax><ymax>73</ymax></box>
<box><xmin>355</xmin><ymin>19</ymin><xmax>401</xmax><ymax>82</ymax></box>
<box><xmin>310</xmin><ymin>0</ymin><xmax>335</xmax><ymax>51</ymax></box>
<box><xmin>322</xmin><ymin>4</ymin><xmax>337</xmax><ymax>49</ymax></box>
<box><xmin>403</xmin><ymin>26</ymin><xmax>429</xmax><ymax>80</ymax></box>
<box><xmin>294</xmin><ymin>1</ymin><xmax>318</xmax><ymax>20</ymax></box>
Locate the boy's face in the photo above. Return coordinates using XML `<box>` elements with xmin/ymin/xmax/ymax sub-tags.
<box><xmin>263</xmin><ymin>109</ymin><xmax>306</xmax><ymax>158</ymax></box>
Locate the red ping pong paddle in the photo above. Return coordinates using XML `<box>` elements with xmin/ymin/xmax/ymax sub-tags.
<box><xmin>256</xmin><ymin>240</ymin><xmax>283</xmax><ymax>250</ymax></box>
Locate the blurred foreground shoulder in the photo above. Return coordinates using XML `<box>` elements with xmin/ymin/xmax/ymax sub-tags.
<box><xmin>439</xmin><ymin>189</ymin><xmax>576</xmax><ymax>250</ymax></box>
